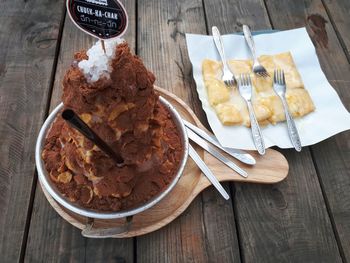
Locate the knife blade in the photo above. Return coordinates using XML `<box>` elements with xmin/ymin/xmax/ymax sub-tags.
<box><xmin>189</xmin><ymin>145</ymin><xmax>230</xmax><ymax>200</ymax></box>
<box><xmin>187</xmin><ymin>128</ymin><xmax>248</xmax><ymax>178</ymax></box>
<box><xmin>183</xmin><ymin>120</ymin><xmax>256</xmax><ymax>165</ymax></box>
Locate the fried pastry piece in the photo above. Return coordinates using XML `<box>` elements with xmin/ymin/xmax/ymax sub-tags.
<box><xmin>286</xmin><ymin>89</ymin><xmax>315</xmax><ymax>118</ymax></box>
<box><xmin>204</xmin><ymin>78</ymin><xmax>231</xmax><ymax>106</ymax></box>
<box><xmin>202</xmin><ymin>52</ymin><xmax>315</xmax><ymax>126</ymax></box>
<box><xmin>214</xmin><ymin>103</ymin><xmax>242</xmax><ymax>125</ymax></box>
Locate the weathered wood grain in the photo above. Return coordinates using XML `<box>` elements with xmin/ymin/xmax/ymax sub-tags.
<box><xmin>264</xmin><ymin>0</ymin><xmax>350</xmax><ymax>261</ymax></box>
<box><xmin>322</xmin><ymin>0</ymin><xmax>350</xmax><ymax>59</ymax></box>
<box><xmin>24</xmin><ymin>1</ymin><xmax>135</xmax><ymax>262</ymax></box>
<box><xmin>203</xmin><ymin>0</ymin><xmax>343</xmax><ymax>261</ymax></box>
<box><xmin>0</xmin><ymin>0</ymin><xmax>65</xmax><ymax>261</ymax></box>
<box><xmin>136</xmin><ymin>0</ymin><xmax>240</xmax><ymax>262</ymax></box>
<box><xmin>235</xmin><ymin>150</ymin><xmax>343</xmax><ymax>263</ymax></box>
<box><xmin>1</xmin><ymin>0</ymin><xmax>347</xmax><ymax>262</ymax></box>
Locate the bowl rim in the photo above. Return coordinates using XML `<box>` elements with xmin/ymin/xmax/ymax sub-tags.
<box><xmin>35</xmin><ymin>96</ymin><xmax>189</xmax><ymax>219</ymax></box>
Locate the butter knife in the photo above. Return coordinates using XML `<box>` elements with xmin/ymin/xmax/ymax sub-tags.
<box><xmin>183</xmin><ymin>120</ymin><xmax>256</xmax><ymax>165</ymax></box>
<box><xmin>189</xmin><ymin>145</ymin><xmax>230</xmax><ymax>200</ymax></box>
<box><xmin>187</xmin><ymin>128</ymin><xmax>248</xmax><ymax>178</ymax></box>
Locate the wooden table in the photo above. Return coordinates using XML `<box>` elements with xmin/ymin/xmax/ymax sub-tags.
<box><xmin>1</xmin><ymin>0</ymin><xmax>349</xmax><ymax>262</ymax></box>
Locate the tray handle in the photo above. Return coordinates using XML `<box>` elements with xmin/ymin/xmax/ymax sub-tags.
<box><xmin>81</xmin><ymin>216</ymin><xmax>133</xmax><ymax>238</ymax></box>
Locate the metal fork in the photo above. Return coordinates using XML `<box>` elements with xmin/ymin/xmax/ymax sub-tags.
<box><xmin>242</xmin><ymin>25</ymin><xmax>269</xmax><ymax>78</ymax></box>
<box><xmin>212</xmin><ymin>26</ymin><xmax>235</xmax><ymax>87</ymax></box>
<box><xmin>238</xmin><ymin>74</ymin><xmax>266</xmax><ymax>155</ymax></box>
<box><xmin>273</xmin><ymin>69</ymin><xmax>302</xmax><ymax>152</ymax></box>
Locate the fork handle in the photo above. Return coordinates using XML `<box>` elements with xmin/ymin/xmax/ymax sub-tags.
<box><xmin>281</xmin><ymin>97</ymin><xmax>302</xmax><ymax>152</ymax></box>
<box><xmin>243</xmin><ymin>25</ymin><xmax>257</xmax><ymax>61</ymax></box>
<box><xmin>247</xmin><ymin>101</ymin><xmax>265</xmax><ymax>155</ymax></box>
<box><xmin>212</xmin><ymin>26</ymin><xmax>230</xmax><ymax>71</ymax></box>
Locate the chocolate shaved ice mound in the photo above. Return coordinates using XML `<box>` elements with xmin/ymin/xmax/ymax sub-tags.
<box><xmin>42</xmin><ymin>40</ymin><xmax>183</xmax><ymax>211</ymax></box>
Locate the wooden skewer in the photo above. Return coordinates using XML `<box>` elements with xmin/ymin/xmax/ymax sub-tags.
<box><xmin>101</xmin><ymin>40</ymin><xmax>106</xmax><ymax>54</ymax></box>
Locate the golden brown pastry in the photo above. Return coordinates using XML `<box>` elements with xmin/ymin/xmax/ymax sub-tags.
<box><xmin>202</xmin><ymin>52</ymin><xmax>315</xmax><ymax>127</ymax></box>
<box><xmin>214</xmin><ymin>102</ymin><xmax>242</xmax><ymax>125</ymax></box>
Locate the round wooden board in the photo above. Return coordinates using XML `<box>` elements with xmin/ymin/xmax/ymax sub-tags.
<box><xmin>40</xmin><ymin>87</ymin><xmax>289</xmax><ymax>238</ymax></box>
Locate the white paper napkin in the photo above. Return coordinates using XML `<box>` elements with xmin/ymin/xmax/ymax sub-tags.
<box><xmin>186</xmin><ymin>27</ymin><xmax>350</xmax><ymax>150</ymax></box>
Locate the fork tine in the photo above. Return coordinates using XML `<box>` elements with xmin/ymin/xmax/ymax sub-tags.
<box><xmin>280</xmin><ymin>69</ymin><xmax>283</xmax><ymax>84</ymax></box>
<box><xmin>273</xmin><ymin>69</ymin><xmax>277</xmax><ymax>84</ymax></box>
<box><xmin>275</xmin><ymin>69</ymin><xmax>278</xmax><ymax>84</ymax></box>
<box><xmin>281</xmin><ymin>69</ymin><xmax>286</xmax><ymax>85</ymax></box>
<box><xmin>247</xmin><ymin>74</ymin><xmax>252</xmax><ymax>85</ymax></box>
<box><xmin>257</xmin><ymin>71</ymin><xmax>268</xmax><ymax>78</ymax></box>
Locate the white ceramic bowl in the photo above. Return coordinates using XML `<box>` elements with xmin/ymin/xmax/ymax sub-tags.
<box><xmin>35</xmin><ymin>96</ymin><xmax>189</xmax><ymax>219</ymax></box>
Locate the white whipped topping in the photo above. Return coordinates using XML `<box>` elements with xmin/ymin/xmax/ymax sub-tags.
<box><xmin>78</xmin><ymin>38</ymin><xmax>124</xmax><ymax>82</ymax></box>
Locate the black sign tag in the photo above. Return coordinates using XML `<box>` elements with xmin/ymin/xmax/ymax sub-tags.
<box><xmin>67</xmin><ymin>0</ymin><xmax>128</xmax><ymax>39</ymax></box>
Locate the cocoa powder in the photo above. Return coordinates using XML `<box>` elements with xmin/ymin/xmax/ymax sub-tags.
<box><xmin>42</xmin><ymin>42</ymin><xmax>183</xmax><ymax>212</ymax></box>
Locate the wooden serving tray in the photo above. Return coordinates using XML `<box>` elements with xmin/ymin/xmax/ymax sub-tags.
<box><xmin>40</xmin><ymin>87</ymin><xmax>289</xmax><ymax>238</ymax></box>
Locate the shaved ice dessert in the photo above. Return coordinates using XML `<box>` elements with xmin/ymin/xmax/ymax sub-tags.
<box><xmin>42</xmin><ymin>39</ymin><xmax>183</xmax><ymax>211</ymax></box>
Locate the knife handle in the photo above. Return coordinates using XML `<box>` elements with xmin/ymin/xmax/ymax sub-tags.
<box><xmin>183</xmin><ymin>120</ymin><xmax>256</xmax><ymax>165</ymax></box>
<box><xmin>189</xmin><ymin>145</ymin><xmax>230</xmax><ymax>200</ymax></box>
<box><xmin>187</xmin><ymin>128</ymin><xmax>248</xmax><ymax>178</ymax></box>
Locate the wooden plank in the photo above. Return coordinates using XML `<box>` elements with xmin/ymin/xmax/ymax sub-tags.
<box><xmin>203</xmin><ymin>0</ymin><xmax>343</xmax><ymax>261</ymax></box>
<box><xmin>24</xmin><ymin>1</ymin><xmax>135</xmax><ymax>262</ymax></box>
<box><xmin>264</xmin><ymin>0</ymin><xmax>350</xmax><ymax>260</ymax></box>
<box><xmin>136</xmin><ymin>0</ymin><xmax>240</xmax><ymax>262</ymax></box>
<box><xmin>234</xmin><ymin>150</ymin><xmax>343</xmax><ymax>263</ymax></box>
<box><xmin>137</xmin><ymin>187</ymin><xmax>239</xmax><ymax>263</ymax></box>
<box><xmin>311</xmin><ymin>134</ymin><xmax>350</xmax><ymax>260</ymax></box>
<box><xmin>0</xmin><ymin>0</ymin><xmax>66</xmax><ymax>261</ymax></box>
<box><xmin>322</xmin><ymin>0</ymin><xmax>350</xmax><ymax>59</ymax></box>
